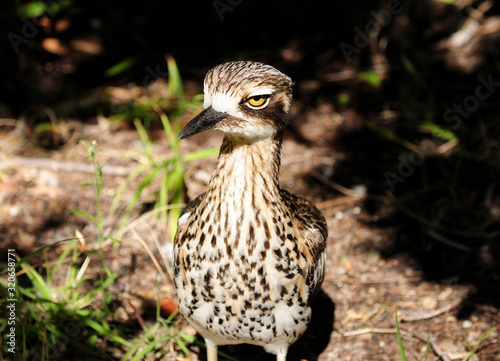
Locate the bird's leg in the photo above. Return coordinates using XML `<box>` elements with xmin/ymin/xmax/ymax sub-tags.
<box><xmin>207</xmin><ymin>347</ymin><xmax>218</xmax><ymax>361</ymax></box>
<box><xmin>277</xmin><ymin>351</ymin><xmax>287</xmax><ymax>361</ymax></box>
<box><xmin>205</xmin><ymin>340</ymin><xmax>218</xmax><ymax>361</ymax></box>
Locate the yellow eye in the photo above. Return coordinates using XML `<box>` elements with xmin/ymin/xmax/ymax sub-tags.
<box><xmin>246</xmin><ymin>95</ymin><xmax>270</xmax><ymax>108</ymax></box>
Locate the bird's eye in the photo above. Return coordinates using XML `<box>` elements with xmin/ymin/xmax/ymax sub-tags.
<box><xmin>246</xmin><ymin>95</ymin><xmax>270</xmax><ymax>109</ymax></box>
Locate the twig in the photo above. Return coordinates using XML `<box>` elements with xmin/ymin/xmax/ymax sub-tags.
<box><xmin>315</xmin><ymin>196</ymin><xmax>360</xmax><ymax>210</ymax></box>
<box><xmin>399</xmin><ymin>298</ymin><xmax>463</xmax><ymax>322</ymax></box>
<box><xmin>343</xmin><ymin>327</ymin><xmax>451</xmax><ymax>361</ymax></box>
<box><xmin>345</xmin><ymin>276</ymin><xmax>422</xmax><ymax>285</ymax></box>
<box><xmin>361</xmin><ymin>117</ymin><xmax>423</xmax><ymax>153</ymax></box>
<box><xmin>128</xmin><ymin>299</ymin><xmax>146</xmax><ymax>330</ymax></box>
<box><xmin>130</xmin><ymin>228</ymin><xmax>170</xmax><ymax>286</ymax></box>
<box><xmin>343</xmin><ymin>327</ymin><xmax>397</xmax><ymax>337</ymax></box>
<box><xmin>309</xmin><ymin>169</ymin><xmax>367</xmax><ymax>198</ymax></box>
<box><xmin>427</xmin><ymin>229</ymin><xmax>471</xmax><ymax>252</ymax></box>
<box><xmin>448</xmin><ymin>339</ymin><xmax>498</xmax><ymax>360</ymax></box>
<box><xmin>0</xmin><ymin>155</ymin><xmax>134</xmax><ymax>176</ymax></box>
<box><xmin>448</xmin><ymin>352</ymin><xmax>470</xmax><ymax>360</ymax></box>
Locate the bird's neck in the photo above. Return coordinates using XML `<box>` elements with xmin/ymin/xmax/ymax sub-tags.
<box><xmin>207</xmin><ymin>133</ymin><xmax>283</xmax><ymax>199</ymax></box>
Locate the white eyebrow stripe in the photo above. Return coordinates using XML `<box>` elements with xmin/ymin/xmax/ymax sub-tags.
<box><xmin>247</xmin><ymin>87</ymin><xmax>275</xmax><ymax>97</ymax></box>
<box><xmin>206</xmin><ymin>92</ymin><xmax>239</xmax><ymax>113</ymax></box>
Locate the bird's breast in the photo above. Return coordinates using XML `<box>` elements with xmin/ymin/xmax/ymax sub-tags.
<box><xmin>174</xmin><ymin>195</ymin><xmax>312</xmax><ymax>345</ymax></box>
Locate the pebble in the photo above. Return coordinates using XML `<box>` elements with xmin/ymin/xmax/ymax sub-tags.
<box><xmin>421</xmin><ymin>296</ymin><xmax>438</xmax><ymax>310</ymax></box>
<box><xmin>9</xmin><ymin>204</ymin><xmax>20</xmax><ymax>217</ymax></box>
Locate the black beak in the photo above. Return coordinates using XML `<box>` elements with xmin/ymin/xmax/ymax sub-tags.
<box><xmin>178</xmin><ymin>106</ymin><xmax>228</xmax><ymax>139</ymax></box>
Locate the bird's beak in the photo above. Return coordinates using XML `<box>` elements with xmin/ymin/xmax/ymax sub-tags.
<box><xmin>178</xmin><ymin>106</ymin><xmax>228</xmax><ymax>139</ymax></box>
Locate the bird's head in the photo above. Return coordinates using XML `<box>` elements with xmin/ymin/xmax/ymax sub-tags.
<box><xmin>178</xmin><ymin>61</ymin><xmax>293</xmax><ymax>141</ymax></box>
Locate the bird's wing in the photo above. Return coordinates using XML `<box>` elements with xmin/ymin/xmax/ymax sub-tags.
<box><xmin>174</xmin><ymin>192</ymin><xmax>205</xmax><ymax>244</ymax></box>
<box><xmin>173</xmin><ymin>193</ymin><xmax>205</xmax><ymax>281</ymax></box>
<box><xmin>280</xmin><ymin>190</ymin><xmax>328</xmax><ymax>300</ymax></box>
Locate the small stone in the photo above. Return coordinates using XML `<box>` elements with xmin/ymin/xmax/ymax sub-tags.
<box><xmin>421</xmin><ymin>296</ymin><xmax>437</xmax><ymax>310</ymax></box>
<box><xmin>438</xmin><ymin>287</ymin><xmax>453</xmax><ymax>300</ymax></box>
<box><xmin>9</xmin><ymin>204</ymin><xmax>20</xmax><ymax>217</ymax></box>
<box><xmin>447</xmin><ymin>315</ymin><xmax>457</xmax><ymax>323</ymax></box>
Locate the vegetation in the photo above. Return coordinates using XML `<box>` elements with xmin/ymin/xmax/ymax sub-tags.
<box><xmin>0</xmin><ymin>48</ymin><xmax>213</xmax><ymax>360</ymax></box>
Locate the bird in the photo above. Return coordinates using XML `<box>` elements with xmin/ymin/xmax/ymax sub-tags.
<box><xmin>173</xmin><ymin>61</ymin><xmax>327</xmax><ymax>361</ymax></box>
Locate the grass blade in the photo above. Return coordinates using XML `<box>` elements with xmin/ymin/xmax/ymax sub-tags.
<box><xmin>105</xmin><ymin>57</ymin><xmax>137</xmax><ymax>77</ymax></box>
<box><xmin>462</xmin><ymin>326</ymin><xmax>497</xmax><ymax>361</ymax></box>
<box><xmin>395</xmin><ymin>311</ymin><xmax>408</xmax><ymax>361</ymax></box>
<box><xmin>424</xmin><ymin>332</ymin><xmax>430</xmax><ymax>361</ymax></box>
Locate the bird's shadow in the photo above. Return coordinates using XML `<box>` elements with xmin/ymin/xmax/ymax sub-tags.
<box><xmin>196</xmin><ymin>290</ymin><xmax>335</xmax><ymax>361</ymax></box>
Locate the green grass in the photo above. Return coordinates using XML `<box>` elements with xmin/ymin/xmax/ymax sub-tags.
<box><xmin>15</xmin><ymin>0</ymin><xmax>73</xmax><ymax>18</ymax></box>
<box><xmin>106</xmin><ymin>56</ymin><xmax>217</xmax><ymax>239</ymax></box>
<box><xmin>0</xmin><ymin>56</ymin><xmax>216</xmax><ymax>360</ymax></box>
<box><xmin>106</xmin><ymin>56</ymin><xmax>202</xmax><ymax>127</ymax></box>
<box><xmin>461</xmin><ymin>326</ymin><xmax>497</xmax><ymax>361</ymax></box>
<box><xmin>395</xmin><ymin>311</ymin><xmax>430</xmax><ymax>361</ymax></box>
<box><xmin>0</xmin><ymin>137</ymin><xmax>196</xmax><ymax>360</ymax></box>
<box><xmin>110</xmin><ymin>106</ymin><xmax>218</xmax><ymax>240</ymax></box>
<box><xmin>0</xmin><ymin>145</ymin><xmax>129</xmax><ymax>359</ymax></box>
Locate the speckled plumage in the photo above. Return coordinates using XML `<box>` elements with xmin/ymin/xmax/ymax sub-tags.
<box><xmin>173</xmin><ymin>61</ymin><xmax>327</xmax><ymax>361</ymax></box>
